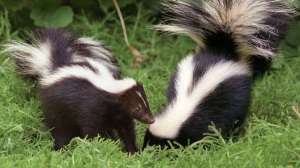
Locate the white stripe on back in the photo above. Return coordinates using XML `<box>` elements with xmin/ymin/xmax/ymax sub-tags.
<box><xmin>176</xmin><ymin>56</ymin><xmax>195</xmax><ymax>98</ymax></box>
<box><xmin>40</xmin><ymin>63</ymin><xmax>136</xmax><ymax>94</ymax></box>
<box><xmin>149</xmin><ymin>56</ymin><xmax>250</xmax><ymax>138</ymax></box>
<box><xmin>77</xmin><ymin>37</ymin><xmax>113</xmax><ymax>61</ymax></box>
<box><xmin>72</xmin><ymin>55</ymin><xmax>118</xmax><ymax>72</ymax></box>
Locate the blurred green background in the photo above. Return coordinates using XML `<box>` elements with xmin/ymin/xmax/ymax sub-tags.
<box><xmin>0</xmin><ymin>0</ymin><xmax>160</xmax><ymax>28</ymax></box>
<box><xmin>0</xmin><ymin>0</ymin><xmax>300</xmax><ymax>48</ymax></box>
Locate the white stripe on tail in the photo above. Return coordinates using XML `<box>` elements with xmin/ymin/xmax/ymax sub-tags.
<box><xmin>5</xmin><ymin>40</ymin><xmax>52</xmax><ymax>77</ymax></box>
<box><xmin>40</xmin><ymin>63</ymin><xmax>136</xmax><ymax>94</ymax></box>
<box><xmin>156</xmin><ymin>0</ymin><xmax>294</xmax><ymax>58</ymax></box>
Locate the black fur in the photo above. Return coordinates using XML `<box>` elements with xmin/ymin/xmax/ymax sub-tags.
<box><xmin>143</xmin><ymin>0</ymin><xmax>294</xmax><ymax>149</ymax></box>
<box><xmin>9</xmin><ymin>29</ymin><xmax>154</xmax><ymax>153</ymax></box>
<box><xmin>37</xmin><ymin>29</ymin><xmax>120</xmax><ymax>76</ymax></box>
<box><xmin>144</xmin><ymin>48</ymin><xmax>252</xmax><ymax>148</ymax></box>
<box><xmin>41</xmin><ymin>77</ymin><xmax>138</xmax><ymax>152</ymax></box>
<box><xmin>35</xmin><ymin>29</ymin><xmax>76</xmax><ymax>70</ymax></box>
<box><xmin>249</xmin><ymin>11</ymin><xmax>294</xmax><ymax>78</ymax></box>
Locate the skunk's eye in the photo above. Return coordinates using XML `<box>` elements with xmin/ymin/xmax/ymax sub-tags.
<box><xmin>134</xmin><ymin>104</ymin><xmax>143</xmax><ymax>112</ymax></box>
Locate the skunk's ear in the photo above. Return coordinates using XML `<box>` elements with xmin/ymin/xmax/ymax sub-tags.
<box><xmin>118</xmin><ymin>83</ymin><xmax>155</xmax><ymax>124</ymax></box>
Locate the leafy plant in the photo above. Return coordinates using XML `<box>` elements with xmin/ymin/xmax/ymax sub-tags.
<box><xmin>282</xmin><ymin>0</ymin><xmax>300</xmax><ymax>48</ymax></box>
<box><xmin>0</xmin><ymin>0</ymin><xmax>159</xmax><ymax>28</ymax></box>
<box><xmin>30</xmin><ymin>0</ymin><xmax>73</xmax><ymax>28</ymax></box>
<box><xmin>98</xmin><ymin>0</ymin><xmax>135</xmax><ymax>13</ymax></box>
<box><xmin>0</xmin><ymin>0</ymin><xmax>74</xmax><ymax>28</ymax></box>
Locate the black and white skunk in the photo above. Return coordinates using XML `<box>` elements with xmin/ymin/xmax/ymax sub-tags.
<box><xmin>5</xmin><ymin>29</ymin><xmax>154</xmax><ymax>153</ymax></box>
<box><xmin>143</xmin><ymin>0</ymin><xmax>294</xmax><ymax>148</ymax></box>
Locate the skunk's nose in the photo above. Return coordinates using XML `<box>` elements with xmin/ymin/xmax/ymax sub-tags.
<box><xmin>139</xmin><ymin>114</ymin><xmax>155</xmax><ymax>124</ymax></box>
<box><xmin>145</xmin><ymin>115</ymin><xmax>155</xmax><ymax>124</ymax></box>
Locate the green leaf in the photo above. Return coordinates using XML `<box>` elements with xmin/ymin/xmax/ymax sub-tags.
<box><xmin>0</xmin><ymin>0</ymin><xmax>25</xmax><ymax>11</ymax></box>
<box><xmin>30</xmin><ymin>6</ymin><xmax>74</xmax><ymax>28</ymax></box>
<box><xmin>286</xmin><ymin>21</ymin><xmax>300</xmax><ymax>47</ymax></box>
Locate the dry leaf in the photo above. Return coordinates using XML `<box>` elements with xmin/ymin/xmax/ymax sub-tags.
<box><xmin>292</xmin><ymin>105</ymin><xmax>300</xmax><ymax>119</ymax></box>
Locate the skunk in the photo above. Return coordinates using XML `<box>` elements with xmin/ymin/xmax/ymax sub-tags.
<box><xmin>143</xmin><ymin>0</ymin><xmax>294</xmax><ymax>148</ymax></box>
<box><xmin>5</xmin><ymin>29</ymin><xmax>154</xmax><ymax>153</ymax></box>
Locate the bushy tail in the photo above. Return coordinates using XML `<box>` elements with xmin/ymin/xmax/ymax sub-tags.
<box><xmin>157</xmin><ymin>0</ymin><xmax>295</xmax><ymax>59</ymax></box>
<box><xmin>4</xmin><ymin>29</ymin><xmax>74</xmax><ymax>78</ymax></box>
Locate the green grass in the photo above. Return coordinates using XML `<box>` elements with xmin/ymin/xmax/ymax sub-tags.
<box><xmin>1</xmin><ymin>10</ymin><xmax>300</xmax><ymax>168</ymax></box>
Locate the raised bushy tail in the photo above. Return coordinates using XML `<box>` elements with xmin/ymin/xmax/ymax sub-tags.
<box><xmin>4</xmin><ymin>29</ymin><xmax>74</xmax><ymax>78</ymax></box>
<box><xmin>157</xmin><ymin>0</ymin><xmax>294</xmax><ymax>59</ymax></box>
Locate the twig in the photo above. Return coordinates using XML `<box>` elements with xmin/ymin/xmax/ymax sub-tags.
<box><xmin>292</xmin><ymin>105</ymin><xmax>300</xmax><ymax>119</ymax></box>
<box><xmin>112</xmin><ymin>0</ymin><xmax>129</xmax><ymax>46</ymax></box>
<box><xmin>112</xmin><ymin>0</ymin><xmax>145</xmax><ymax>68</ymax></box>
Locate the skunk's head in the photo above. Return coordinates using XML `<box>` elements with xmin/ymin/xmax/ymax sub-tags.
<box><xmin>118</xmin><ymin>83</ymin><xmax>155</xmax><ymax>124</ymax></box>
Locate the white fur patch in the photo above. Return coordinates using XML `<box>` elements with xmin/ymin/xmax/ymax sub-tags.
<box><xmin>175</xmin><ymin>55</ymin><xmax>195</xmax><ymax>98</ymax></box>
<box><xmin>155</xmin><ymin>25</ymin><xmax>205</xmax><ymax>47</ymax></box>
<box><xmin>136</xmin><ymin>90</ymin><xmax>148</xmax><ymax>108</ymax></box>
<box><xmin>40</xmin><ymin>63</ymin><xmax>136</xmax><ymax>94</ymax></box>
<box><xmin>149</xmin><ymin>55</ymin><xmax>250</xmax><ymax>139</ymax></box>
<box><xmin>4</xmin><ymin>41</ymin><xmax>52</xmax><ymax>76</ymax></box>
<box><xmin>73</xmin><ymin>55</ymin><xmax>118</xmax><ymax>72</ymax></box>
<box><xmin>77</xmin><ymin>37</ymin><xmax>113</xmax><ymax>62</ymax></box>
<box><xmin>157</xmin><ymin>0</ymin><xmax>294</xmax><ymax>58</ymax></box>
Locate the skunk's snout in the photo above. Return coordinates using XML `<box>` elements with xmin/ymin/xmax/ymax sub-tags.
<box><xmin>140</xmin><ymin>113</ymin><xmax>155</xmax><ymax>124</ymax></box>
<box><xmin>132</xmin><ymin>111</ymin><xmax>155</xmax><ymax>124</ymax></box>
<box><xmin>119</xmin><ymin>82</ymin><xmax>155</xmax><ymax>124</ymax></box>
